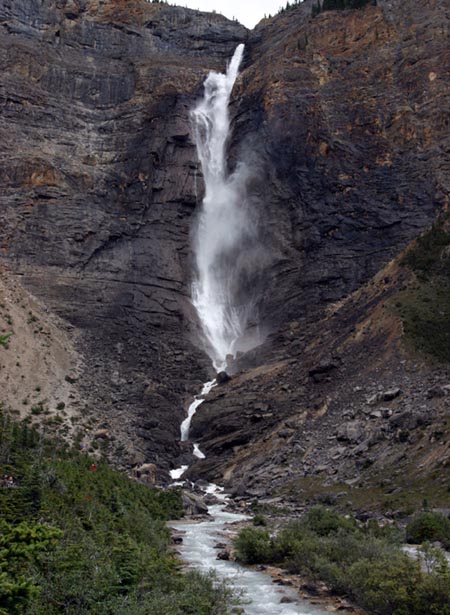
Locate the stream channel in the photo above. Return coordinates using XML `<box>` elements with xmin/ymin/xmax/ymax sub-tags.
<box><xmin>171</xmin><ymin>486</ymin><xmax>331</xmax><ymax>615</ymax></box>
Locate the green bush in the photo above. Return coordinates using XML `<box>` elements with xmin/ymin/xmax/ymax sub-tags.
<box><xmin>234</xmin><ymin>527</ymin><xmax>274</xmax><ymax>564</ymax></box>
<box><xmin>252</xmin><ymin>513</ymin><xmax>267</xmax><ymax>526</ymax></box>
<box><xmin>0</xmin><ymin>333</ymin><xmax>12</xmax><ymax>348</ymax></box>
<box><xmin>0</xmin><ymin>521</ymin><xmax>61</xmax><ymax>615</ymax></box>
<box><xmin>235</xmin><ymin>506</ymin><xmax>450</xmax><ymax>614</ymax></box>
<box><xmin>302</xmin><ymin>505</ymin><xmax>357</xmax><ymax>536</ymax></box>
<box><xmin>406</xmin><ymin>512</ymin><xmax>450</xmax><ymax>549</ymax></box>
<box><xmin>348</xmin><ymin>553</ymin><xmax>419</xmax><ymax>614</ymax></box>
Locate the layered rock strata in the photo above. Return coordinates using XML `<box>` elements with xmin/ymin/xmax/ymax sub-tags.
<box><xmin>0</xmin><ymin>0</ymin><xmax>448</xmax><ymax>479</ymax></box>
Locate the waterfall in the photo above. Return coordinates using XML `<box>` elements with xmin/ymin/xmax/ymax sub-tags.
<box><xmin>170</xmin><ymin>45</ymin><xmax>266</xmax><ymax>477</ymax></box>
<box><xmin>191</xmin><ymin>44</ymin><xmax>258</xmax><ymax>371</ymax></box>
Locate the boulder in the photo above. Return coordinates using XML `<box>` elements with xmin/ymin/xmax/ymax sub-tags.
<box><xmin>216</xmin><ymin>371</ymin><xmax>231</xmax><ymax>385</ymax></box>
<box><xmin>382</xmin><ymin>388</ymin><xmax>403</xmax><ymax>401</ymax></box>
<box><xmin>309</xmin><ymin>358</ymin><xmax>339</xmax><ymax>382</ymax></box>
<box><xmin>427</xmin><ymin>385</ymin><xmax>450</xmax><ymax>398</ymax></box>
<box><xmin>181</xmin><ymin>491</ymin><xmax>208</xmax><ymax>515</ymax></box>
<box><xmin>367</xmin><ymin>388</ymin><xmax>402</xmax><ymax>405</ymax></box>
<box><xmin>368</xmin><ymin>429</ymin><xmax>386</xmax><ymax>447</ymax></box>
<box><xmin>337</xmin><ymin>421</ymin><xmax>366</xmax><ymax>444</ymax></box>
<box><xmin>93</xmin><ymin>429</ymin><xmax>110</xmax><ymax>440</ymax></box>
<box><xmin>389</xmin><ymin>411</ymin><xmax>418</xmax><ymax>430</ymax></box>
<box><xmin>134</xmin><ymin>463</ymin><xmax>157</xmax><ymax>484</ymax></box>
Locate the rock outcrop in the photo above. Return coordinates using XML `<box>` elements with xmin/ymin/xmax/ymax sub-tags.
<box><xmin>0</xmin><ymin>0</ymin><xmax>448</xmax><ymax>483</ymax></box>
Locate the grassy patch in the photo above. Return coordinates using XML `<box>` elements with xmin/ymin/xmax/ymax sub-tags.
<box><xmin>402</xmin><ymin>216</ymin><xmax>450</xmax><ymax>280</ymax></box>
<box><xmin>0</xmin><ymin>332</ymin><xmax>12</xmax><ymax>348</ymax></box>
<box><xmin>277</xmin><ymin>468</ymin><xmax>450</xmax><ymax>517</ymax></box>
<box><xmin>393</xmin><ymin>213</ymin><xmax>450</xmax><ymax>362</ymax></box>
<box><xmin>392</xmin><ymin>280</ymin><xmax>450</xmax><ymax>362</ymax></box>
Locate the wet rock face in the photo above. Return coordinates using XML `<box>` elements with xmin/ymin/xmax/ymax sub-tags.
<box><xmin>0</xmin><ymin>0</ymin><xmax>449</xmax><ymax>471</ymax></box>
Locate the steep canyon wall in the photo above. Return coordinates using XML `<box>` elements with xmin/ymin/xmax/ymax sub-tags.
<box><xmin>0</xmin><ymin>0</ymin><xmax>448</xmax><ymax>477</ymax></box>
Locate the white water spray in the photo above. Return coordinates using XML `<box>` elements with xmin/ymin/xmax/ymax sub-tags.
<box><xmin>180</xmin><ymin>379</ymin><xmax>216</xmax><ymax>442</ymax></box>
<box><xmin>169</xmin><ymin>379</ymin><xmax>216</xmax><ymax>479</ymax></box>
<box><xmin>191</xmin><ymin>44</ymin><xmax>258</xmax><ymax>370</ymax></box>
<box><xmin>170</xmin><ymin>45</ymin><xmax>264</xmax><ymax>480</ymax></box>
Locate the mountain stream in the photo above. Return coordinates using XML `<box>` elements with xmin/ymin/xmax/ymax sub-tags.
<box><xmin>171</xmin><ymin>486</ymin><xmax>330</xmax><ymax>615</ymax></box>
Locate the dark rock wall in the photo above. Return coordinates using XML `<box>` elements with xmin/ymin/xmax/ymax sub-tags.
<box><xmin>0</xmin><ymin>0</ymin><xmax>448</xmax><ymax>472</ymax></box>
<box><xmin>235</xmin><ymin>0</ymin><xmax>449</xmax><ymax>328</ymax></box>
<box><xmin>0</xmin><ymin>0</ymin><xmax>247</xmax><ymax>469</ymax></box>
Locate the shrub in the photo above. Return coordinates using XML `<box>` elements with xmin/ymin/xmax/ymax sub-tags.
<box><xmin>406</xmin><ymin>512</ymin><xmax>450</xmax><ymax>549</ymax></box>
<box><xmin>0</xmin><ymin>411</ymin><xmax>233</xmax><ymax>614</ymax></box>
<box><xmin>302</xmin><ymin>505</ymin><xmax>357</xmax><ymax>536</ymax></box>
<box><xmin>252</xmin><ymin>513</ymin><xmax>267</xmax><ymax>526</ymax></box>
<box><xmin>0</xmin><ymin>333</ymin><xmax>12</xmax><ymax>348</ymax></box>
<box><xmin>235</xmin><ymin>506</ymin><xmax>450</xmax><ymax>614</ymax></box>
<box><xmin>234</xmin><ymin>527</ymin><xmax>274</xmax><ymax>564</ymax></box>
<box><xmin>348</xmin><ymin>553</ymin><xmax>419</xmax><ymax>614</ymax></box>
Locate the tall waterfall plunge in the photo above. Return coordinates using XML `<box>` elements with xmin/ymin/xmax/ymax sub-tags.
<box><xmin>191</xmin><ymin>44</ymin><xmax>263</xmax><ymax>370</ymax></box>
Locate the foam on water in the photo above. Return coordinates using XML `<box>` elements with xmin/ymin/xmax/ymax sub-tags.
<box><xmin>171</xmin><ymin>490</ymin><xmax>331</xmax><ymax>615</ymax></box>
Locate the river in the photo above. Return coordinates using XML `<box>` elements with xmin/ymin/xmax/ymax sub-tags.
<box><xmin>171</xmin><ymin>489</ymin><xmax>331</xmax><ymax>615</ymax></box>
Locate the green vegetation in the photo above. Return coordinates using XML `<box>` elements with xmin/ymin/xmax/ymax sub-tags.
<box><xmin>252</xmin><ymin>513</ymin><xmax>268</xmax><ymax>527</ymax></box>
<box><xmin>235</xmin><ymin>527</ymin><xmax>273</xmax><ymax>564</ymax></box>
<box><xmin>0</xmin><ymin>521</ymin><xmax>62</xmax><ymax>615</ymax></box>
<box><xmin>278</xmin><ymin>0</ymin><xmax>302</xmax><ymax>13</ymax></box>
<box><xmin>402</xmin><ymin>216</ymin><xmax>450</xmax><ymax>280</ymax></box>
<box><xmin>0</xmin><ymin>333</ymin><xmax>12</xmax><ymax>348</ymax></box>
<box><xmin>406</xmin><ymin>512</ymin><xmax>450</xmax><ymax>549</ymax></box>
<box><xmin>394</xmin><ymin>213</ymin><xmax>450</xmax><ymax>362</ymax></box>
<box><xmin>27</xmin><ymin>312</ymin><xmax>38</xmax><ymax>325</ymax></box>
<box><xmin>0</xmin><ymin>412</ymin><xmax>233</xmax><ymax>614</ymax></box>
<box><xmin>235</xmin><ymin>506</ymin><xmax>450</xmax><ymax>615</ymax></box>
<box><xmin>277</xmin><ymin>469</ymin><xmax>450</xmax><ymax>519</ymax></box>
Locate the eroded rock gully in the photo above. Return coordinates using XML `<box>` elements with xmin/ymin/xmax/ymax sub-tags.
<box><xmin>0</xmin><ymin>0</ymin><xmax>448</xmax><ymax>486</ymax></box>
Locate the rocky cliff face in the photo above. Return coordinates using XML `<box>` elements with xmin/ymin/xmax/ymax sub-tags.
<box><xmin>236</xmin><ymin>0</ymin><xmax>449</xmax><ymax>328</ymax></box>
<box><xmin>0</xmin><ymin>0</ymin><xmax>247</xmax><ymax>471</ymax></box>
<box><xmin>0</xmin><ymin>0</ymin><xmax>448</xmax><ymax>487</ymax></box>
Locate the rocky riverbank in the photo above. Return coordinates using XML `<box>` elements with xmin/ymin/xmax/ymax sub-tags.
<box><xmin>170</xmin><ymin>485</ymin><xmax>373</xmax><ymax>615</ymax></box>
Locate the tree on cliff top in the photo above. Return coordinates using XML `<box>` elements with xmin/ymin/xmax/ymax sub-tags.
<box><xmin>312</xmin><ymin>0</ymin><xmax>376</xmax><ymax>17</ymax></box>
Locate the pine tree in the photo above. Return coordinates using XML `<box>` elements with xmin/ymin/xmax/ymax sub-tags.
<box><xmin>312</xmin><ymin>0</ymin><xmax>322</xmax><ymax>17</ymax></box>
